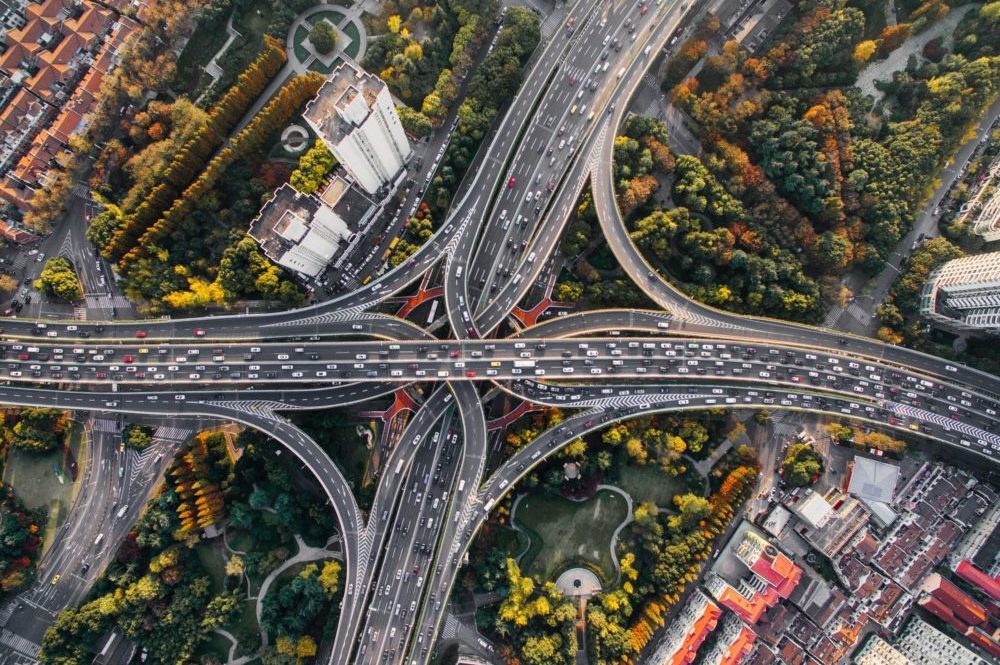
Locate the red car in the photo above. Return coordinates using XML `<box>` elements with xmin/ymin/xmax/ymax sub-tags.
<box><xmin>135</xmin><ymin>330</ymin><xmax>147</xmax><ymax>338</ymax></box>
<box><xmin>193</xmin><ymin>329</ymin><xmax>206</xmax><ymax>337</ymax></box>
<box><xmin>640</xmin><ymin>5</ymin><xmax>648</xmax><ymax>14</ymax></box>
<box><xmin>465</xmin><ymin>370</ymin><xmax>477</xmax><ymax>378</ymax></box>
<box><xmin>18</xmin><ymin>353</ymin><xmax>28</xmax><ymax>360</ymax></box>
<box><xmin>449</xmin><ymin>350</ymin><xmax>461</xmax><ymax>358</ymax></box>
<box><xmin>507</xmin><ymin>177</ymin><xmax>517</xmax><ymax>188</ymax></box>
<box><xmin>124</xmin><ymin>355</ymin><xmax>134</xmax><ymax>363</ymax></box>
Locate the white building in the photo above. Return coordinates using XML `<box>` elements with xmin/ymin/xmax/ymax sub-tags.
<box><xmin>249</xmin><ymin>183</ymin><xmax>355</xmax><ymax>279</ymax></box>
<box><xmin>0</xmin><ymin>0</ymin><xmax>27</xmax><ymax>31</ymax></box>
<box><xmin>853</xmin><ymin>635</ymin><xmax>912</xmax><ymax>665</ymax></box>
<box><xmin>894</xmin><ymin>618</ymin><xmax>987</xmax><ymax>665</ymax></box>
<box><xmin>304</xmin><ymin>61</ymin><xmax>411</xmax><ymax>196</ymax></box>
<box><xmin>920</xmin><ymin>252</ymin><xmax>1000</xmax><ymax>334</ymax></box>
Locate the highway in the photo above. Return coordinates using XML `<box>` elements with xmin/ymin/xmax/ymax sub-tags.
<box><xmin>1</xmin><ymin>0</ymin><xmax>998</xmax><ymax>663</ymax></box>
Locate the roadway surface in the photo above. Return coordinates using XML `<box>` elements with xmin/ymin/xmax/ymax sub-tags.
<box><xmin>1</xmin><ymin>0</ymin><xmax>998</xmax><ymax>663</ymax></box>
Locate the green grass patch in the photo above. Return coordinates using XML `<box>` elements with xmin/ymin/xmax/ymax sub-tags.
<box><xmin>291</xmin><ymin>410</ymin><xmax>373</xmax><ymax>506</ymax></box>
<box><xmin>615</xmin><ymin>463</ymin><xmax>686</xmax><ymax>507</ymax></box>
<box><xmin>493</xmin><ymin>524</ymin><xmax>529</xmax><ymax>559</ymax></box>
<box><xmin>3</xmin><ymin>438</ymin><xmax>76</xmax><ymax>513</ymax></box>
<box><xmin>342</xmin><ymin>21</ymin><xmax>362</xmax><ymax>59</ymax></box>
<box><xmin>233</xmin><ymin>0</ymin><xmax>274</xmax><ymax>40</ymax></box>
<box><xmin>175</xmin><ymin>18</ymin><xmax>227</xmax><ymax>94</ymax></box>
<box><xmin>200</xmin><ymin>632</ymin><xmax>234</xmax><ymax>662</ymax></box>
<box><xmin>308</xmin><ymin>9</ymin><xmax>347</xmax><ymax>27</ymax></box>
<box><xmin>513</xmin><ymin>489</ymin><xmax>629</xmax><ymax>583</ymax></box>
<box><xmin>195</xmin><ymin>539</ymin><xmax>228</xmax><ymax>594</ymax></box>
<box><xmin>293</xmin><ymin>25</ymin><xmax>312</xmax><ymax>62</ymax></box>
<box><xmin>308</xmin><ymin>55</ymin><xmax>344</xmax><ymax>75</ymax></box>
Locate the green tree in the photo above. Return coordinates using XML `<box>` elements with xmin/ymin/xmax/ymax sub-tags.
<box><xmin>35</xmin><ymin>257</ymin><xmax>83</xmax><ymax>302</ymax></box>
<box><xmin>308</xmin><ymin>20</ymin><xmax>337</xmax><ymax>55</ymax></box>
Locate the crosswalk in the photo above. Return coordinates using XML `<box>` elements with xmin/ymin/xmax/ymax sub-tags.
<box><xmin>0</xmin><ymin>628</ymin><xmax>40</xmax><ymax>659</ymax></box>
<box><xmin>845</xmin><ymin>302</ymin><xmax>872</xmax><ymax>326</ymax></box>
<box><xmin>0</xmin><ymin>601</ymin><xmax>15</xmax><ymax>626</ymax></box>
<box><xmin>72</xmin><ymin>306</ymin><xmax>87</xmax><ymax>320</ymax></box>
<box><xmin>92</xmin><ymin>417</ymin><xmax>122</xmax><ymax>434</ymax></box>
<box><xmin>84</xmin><ymin>294</ymin><xmax>131</xmax><ymax>310</ymax></box>
<box><xmin>152</xmin><ymin>425</ymin><xmax>192</xmax><ymax>442</ymax></box>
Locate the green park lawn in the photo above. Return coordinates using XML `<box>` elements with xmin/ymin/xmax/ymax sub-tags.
<box><xmin>615</xmin><ymin>463</ymin><xmax>687</xmax><ymax>508</ymax></box>
<box><xmin>513</xmin><ymin>489</ymin><xmax>629</xmax><ymax>583</ymax></box>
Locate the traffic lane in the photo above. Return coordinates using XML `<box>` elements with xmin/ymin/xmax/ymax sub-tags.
<box><xmin>466</xmin><ymin>2</ymin><xmax>679</xmax><ymax>331</ymax></box>
<box><xmin>446</xmin><ymin>0</ymin><xmax>647</xmax><ymax>334</ymax></box>
<box><xmin>588</xmin><ymin>79</ymin><xmax>1000</xmax><ymax>403</ymax></box>
<box><xmin>466</xmin><ymin>1</ymin><xmax>641</xmax><ymax>301</ymax></box>
<box><xmin>502</xmin><ymin>380</ymin><xmax>998</xmax><ymax>463</ymax></box>
<box><xmin>5</xmin><ymin>339</ymin><xmax>997</xmax><ymax>425</ymax></box>
<box><xmin>336</xmin><ymin>388</ymin><xmax>455</xmax><ymax>665</ymax></box>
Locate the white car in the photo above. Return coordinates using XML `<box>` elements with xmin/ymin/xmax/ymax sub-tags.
<box><xmin>46</xmin><ymin>331</ymin><xmax>58</xmax><ymax>337</ymax></box>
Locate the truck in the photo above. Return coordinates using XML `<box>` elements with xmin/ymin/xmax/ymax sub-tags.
<box><xmin>513</xmin><ymin>359</ymin><xmax>536</xmax><ymax>369</ymax></box>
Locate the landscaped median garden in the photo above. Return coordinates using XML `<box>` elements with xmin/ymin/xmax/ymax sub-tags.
<box><xmin>463</xmin><ymin>407</ymin><xmax>760</xmax><ymax>665</ymax></box>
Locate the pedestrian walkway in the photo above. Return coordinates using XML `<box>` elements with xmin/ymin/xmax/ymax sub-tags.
<box><xmin>0</xmin><ymin>628</ymin><xmax>39</xmax><ymax>658</ymax></box>
<box><xmin>92</xmin><ymin>417</ymin><xmax>122</xmax><ymax>434</ymax></box>
<box><xmin>84</xmin><ymin>294</ymin><xmax>132</xmax><ymax>310</ymax></box>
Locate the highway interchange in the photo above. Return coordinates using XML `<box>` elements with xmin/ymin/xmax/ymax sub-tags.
<box><xmin>2</xmin><ymin>0</ymin><xmax>999</xmax><ymax>664</ymax></box>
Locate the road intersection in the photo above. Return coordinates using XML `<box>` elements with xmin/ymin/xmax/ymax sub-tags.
<box><xmin>1</xmin><ymin>1</ymin><xmax>998</xmax><ymax>664</ymax></box>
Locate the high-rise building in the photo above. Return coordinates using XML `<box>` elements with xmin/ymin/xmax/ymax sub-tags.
<box><xmin>919</xmin><ymin>252</ymin><xmax>1000</xmax><ymax>333</ymax></box>
<box><xmin>894</xmin><ymin>618</ymin><xmax>987</xmax><ymax>665</ymax></box>
<box><xmin>853</xmin><ymin>635</ymin><xmax>912</xmax><ymax>665</ymax></box>
<box><xmin>304</xmin><ymin>61</ymin><xmax>411</xmax><ymax>196</ymax></box>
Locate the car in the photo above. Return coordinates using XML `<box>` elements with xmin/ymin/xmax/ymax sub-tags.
<box><xmin>46</xmin><ymin>330</ymin><xmax>58</xmax><ymax>337</ymax></box>
<box><xmin>640</xmin><ymin>4</ymin><xmax>648</xmax><ymax>13</ymax></box>
<box><xmin>174</xmin><ymin>394</ymin><xmax>186</xmax><ymax>400</ymax></box>
<box><xmin>123</xmin><ymin>355</ymin><xmax>135</xmax><ymax>363</ymax></box>
<box><xmin>465</xmin><ymin>370</ymin><xmax>476</xmax><ymax>378</ymax></box>
<box><xmin>507</xmin><ymin>177</ymin><xmax>517</xmax><ymax>188</ymax></box>
<box><xmin>50</xmin><ymin>574</ymin><xmax>60</xmax><ymax>586</ymax></box>
<box><xmin>135</xmin><ymin>330</ymin><xmax>147</xmax><ymax>338</ymax></box>
<box><xmin>193</xmin><ymin>329</ymin><xmax>206</xmax><ymax>337</ymax></box>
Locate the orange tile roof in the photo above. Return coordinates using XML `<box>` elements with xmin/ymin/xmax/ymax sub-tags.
<box><xmin>956</xmin><ymin>560</ymin><xmax>1000</xmax><ymax>603</ymax></box>
<box><xmin>672</xmin><ymin>602</ymin><xmax>722</xmax><ymax>665</ymax></box>
<box><xmin>717</xmin><ymin>585</ymin><xmax>769</xmax><ymax>625</ymax></box>
<box><xmin>919</xmin><ymin>595</ymin><xmax>970</xmax><ymax>633</ymax></box>
<box><xmin>0</xmin><ymin>42</ymin><xmax>32</xmax><ymax>76</ymax></box>
<box><xmin>0</xmin><ymin>89</ymin><xmax>36</xmax><ymax>129</ymax></box>
<box><xmin>42</xmin><ymin>32</ymin><xmax>84</xmax><ymax>66</ymax></box>
<box><xmin>965</xmin><ymin>627</ymin><xmax>1000</xmax><ymax>659</ymax></box>
<box><xmin>719</xmin><ymin>626</ymin><xmax>757</xmax><ymax>665</ymax></box>
<box><xmin>924</xmin><ymin>574</ymin><xmax>987</xmax><ymax>626</ymax></box>
<box><xmin>26</xmin><ymin>0</ymin><xmax>67</xmax><ymax>21</ymax></box>
<box><xmin>64</xmin><ymin>5</ymin><xmax>112</xmax><ymax>40</ymax></box>
<box><xmin>49</xmin><ymin>109</ymin><xmax>82</xmax><ymax>143</ymax></box>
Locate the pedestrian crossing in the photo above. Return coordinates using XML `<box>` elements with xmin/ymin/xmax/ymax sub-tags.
<box><xmin>92</xmin><ymin>418</ymin><xmax>122</xmax><ymax>434</ymax></box>
<box><xmin>0</xmin><ymin>601</ymin><xmax>15</xmax><ymax>625</ymax></box>
<box><xmin>84</xmin><ymin>294</ymin><xmax>131</xmax><ymax>310</ymax></box>
<box><xmin>0</xmin><ymin>628</ymin><xmax>40</xmax><ymax>658</ymax></box>
<box><xmin>845</xmin><ymin>302</ymin><xmax>872</xmax><ymax>326</ymax></box>
<box><xmin>441</xmin><ymin>613</ymin><xmax>460</xmax><ymax>640</ymax></box>
<box><xmin>152</xmin><ymin>425</ymin><xmax>192</xmax><ymax>442</ymax></box>
<box><xmin>72</xmin><ymin>306</ymin><xmax>87</xmax><ymax>320</ymax></box>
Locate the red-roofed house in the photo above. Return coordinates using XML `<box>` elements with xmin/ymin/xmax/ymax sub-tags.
<box><xmin>955</xmin><ymin>560</ymin><xmax>1000</xmax><ymax>603</ymax></box>
<box><xmin>704</xmin><ymin>615</ymin><xmax>757</xmax><ymax>665</ymax></box>
<box><xmin>918</xmin><ymin>594</ymin><xmax>970</xmax><ymax>633</ymax></box>
<box><xmin>706</xmin><ymin>529</ymin><xmax>802</xmax><ymax>626</ymax></box>
<box><xmin>646</xmin><ymin>591</ymin><xmax>722</xmax><ymax>665</ymax></box>
<box><xmin>964</xmin><ymin>627</ymin><xmax>1000</xmax><ymax>659</ymax></box>
<box><xmin>921</xmin><ymin>573</ymin><xmax>988</xmax><ymax>627</ymax></box>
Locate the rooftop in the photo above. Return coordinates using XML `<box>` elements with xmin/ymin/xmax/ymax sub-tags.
<box><xmin>303</xmin><ymin>61</ymin><xmax>386</xmax><ymax>146</ymax></box>
<box><xmin>849</xmin><ymin>456</ymin><xmax>901</xmax><ymax>504</ymax></box>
